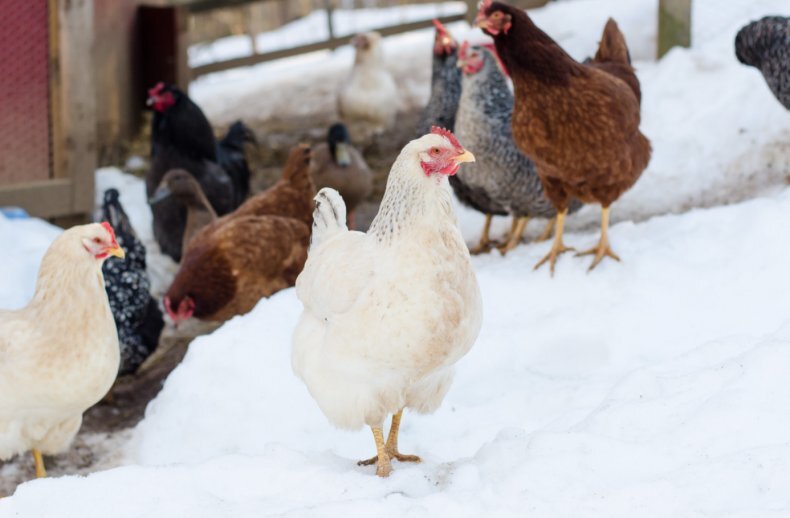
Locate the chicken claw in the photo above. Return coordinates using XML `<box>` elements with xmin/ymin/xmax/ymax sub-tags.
<box><xmin>469</xmin><ymin>214</ymin><xmax>495</xmax><ymax>255</ymax></box>
<box><xmin>576</xmin><ymin>207</ymin><xmax>620</xmax><ymax>271</ymax></box>
<box><xmin>533</xmin><ymin>209</ymin><xmax>574</xmax><ymax>275</ymax></box>
<box><xmin>358</xmin><ymin>410</ymin><xmax>421</xmax><ymax>475</ymax></box>
<box><xmin>359</xmin><ymin>426</ymin><xmax>392</xmax><ymax>477</ymax></box>
<box><xmin>576</xmin><ymin>242</ymin><xmax>620</xmax><ymax>271</ymax></box>
<box><xmin>497</xmin><ymin>216</ymin><xmax>528</xmax><ymax>256</ymax></box>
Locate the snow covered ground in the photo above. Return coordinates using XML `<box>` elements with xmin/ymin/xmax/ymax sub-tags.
<box><xmin>1</xmin><ymin>0</ymin><xmax>790</xmax><ymax>515</ymax></box>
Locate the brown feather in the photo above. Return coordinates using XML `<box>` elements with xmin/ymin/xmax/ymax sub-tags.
<box><xmin>484</xmin><ymin>3</ymin><xmax>651</xmax><ymax>210</ymax></box>
<box><xmin>166</xmin><ymin>144</ymin><xmax>315</xmax><ymax>323</ymax></box>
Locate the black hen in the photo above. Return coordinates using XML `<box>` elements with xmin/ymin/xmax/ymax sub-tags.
<box><xmin>101</xmin><ymin>189</ymin><xmax>164</xmax><ymax>375</ymax></box>
<box><xmin>146</xmin><ymin>82</ymin><xmax>253</xmax><ymax>261</ymax></box>
<box><xmin>735</xmin><ymin>16</ymin><xmax>790</xmax><ymax>110</ymax></box>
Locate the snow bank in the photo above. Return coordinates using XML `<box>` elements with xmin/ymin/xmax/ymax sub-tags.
<box><xmin>4</xmin><ymin>187</ymin><xmax>790</xmax><ymax>517</ymax></box>
<box><xmin>0</xmin><ymin>215</ymin><xmax>61</xmax><ymax>310</ymax></box>
<box><xmin>1</xmin><ymin>0</ymin><xmax>789</xmax><ymax>515</ymax></box>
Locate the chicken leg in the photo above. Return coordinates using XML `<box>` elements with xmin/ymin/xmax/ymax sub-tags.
<box><xmin>358</xmin><ymin>409</ymin><xmax>421</xmax><ymax>473</ymax></box>
<box><xmin>576</xmin><ymin>206</ymin><xmax>620</xmax><ymax>271</ymax></box>
<box><xmin>534</xmin><ymin>209</ymin><xmax>575</xmax><ymax>275</ymax></box>
<box><xmin>358</xmin><ymin>426</ymin><xmax>392</xmax><ymax>477</ymax></box>
<box><xmin>469</xmin><ymin>214</ymin><xmax>494</xmax><ymax>255</ymax></box>
<box><xmin>32</xmin><ymin>449</ymin><xmax>47</xmax><ymax>478</ymax></box>
<box><xmin>498</xmin><ymin>216</ymin><xmax>529</xmax><ymax>255</ymax></box>
<box><xmin>536</xmin><ymin>217</ymin><xmax>555</xmax><ymax>242</ymax></box>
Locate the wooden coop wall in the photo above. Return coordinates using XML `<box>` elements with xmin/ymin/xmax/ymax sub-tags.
<box><xmin>0</xmin><ymin>0</ymin><xmax>52</xmax><ymax>187</ymax></box>
<box><xmin>0</xmin><ymin>0</ymin><xmax>97</xmax><ymax>222</ymax></box>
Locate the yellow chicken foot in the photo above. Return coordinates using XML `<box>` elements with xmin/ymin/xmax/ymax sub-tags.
<box><xmin>358</xmin><ymin>410</ymin><xmax>421</xmax><ymax>471</ymax></box>
<box><xmin>576</xmin><ymin>206</ymin><xmax>620</xmax><ymax>271</ymax></box>
<box><xmin>32</xmin><ymin>449</ymin><xmax>47</xmax><ymax>478</ymax></box>
<box><xmin>498</xmin><ymin>216</ymin><xmax>529</xmax><ymax>255</ymax></box>
<box><xmin>534</xmin><ymin>209</ymin><xmax>575</xmax><ymax>276</ymax></box>
<box><xmin>383</xmin><ymin>409</ymin><xmax>421</xmax><ymax>463</ymax></box>
<box><xmin>469</xmin><ymin>214</ymin><xmax>495</xmax><ymax>255</ymax></box>
<box><xmin>536</xmin><ymin>217</ymin><xmax>555</xmax><ymax>242</ymax></box>
<box><xmin>357</xmin><ymin>426</ymin><xmax>392</xmax><ymax>477</ymax></box>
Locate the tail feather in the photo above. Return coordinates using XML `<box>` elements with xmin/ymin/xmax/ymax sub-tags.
<box><xmin>594</xmin><ymin>18</ymin><xmax>631</xmax><ymax>65</ymax></box>
<box><xmin>217</xmin><ymin>121</ymin><xmax>255</xmax><ymax>206</ymax></box>
<box><xmin>311</xmin><ymin>188</ymin><xmax>348</xmax><ymax>247</ymax></box>
<box><xmin>101</xmin><ymin>188</ymin><xmax>136</xmax><ymax>241</ymax></box>
<box><xmin>588</xmin><ymin>18</ymin><xmax>641</xmax><ymax>104</ymax></box>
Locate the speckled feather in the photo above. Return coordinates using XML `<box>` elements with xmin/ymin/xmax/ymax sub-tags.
<box><xmin>415</xmin><ymin>42</ymin><xmax>463</xmax><ymax>136</ymax></box>
<box><xmin>101</xmin><ymin>190</ymin><xmax>164</xmax><ymax>375</ymax></box>
<box><xmin>455</xmin><ymin>47</ymin><xmax>579</xmax><ymax>219</ymax></box>
<box><xmin>736</xmin><ymin>16</ymin><xmax>790</xmax><ymax>110</ymax></box>
<box><xmin>485</xmin><ymin>3</ymin><xmax>651</xmax><ymax>210</ymax></box>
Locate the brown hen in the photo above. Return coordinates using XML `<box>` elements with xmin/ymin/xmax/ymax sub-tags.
<box><xmin>164</xmin><ymin>145</ymin><xmax>315</xmax><ymax>325</ymax></box>
<box><xmin>477</xmin><ymin>2</ymin><xmax>651</xmax><ymax>273</ymax></box>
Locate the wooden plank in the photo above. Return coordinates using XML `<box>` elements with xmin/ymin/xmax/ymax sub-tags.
<box><xmin>0</xmin><ymin>180</ymin><xmax>75</xmax><ymax>219</ymax></box>
<box><xmin>191</xmin><ymin>13</ymin><xmax>467</xmax><ymax>78</ymax></box>
<box><xmin>139</xmin><ymin>0</ymin><xmax>277</xmax><ymax>12</ymax></box>
<box><xmin>55</xmin><ymin>0</ymin><xmax>98</xmax><ymax>216</ymax></box>
<box><xmin>48</xmin><ymin>0</ymin><xmax>64</xmax><ymax>180</ymax></box>
<box><xmin>658</xmin><ymin>0</ymin><xmax>691</xmax><ymax>57</ymax></box>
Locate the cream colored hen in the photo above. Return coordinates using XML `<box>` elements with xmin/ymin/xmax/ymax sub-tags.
<box><xmin>0</xmin><ymin>222</ymin><xmax>123</xmax><ymax>479</ymax></box>
<box><xmin>338</xmin><ymin>31</ymin><xmax>399</xmax><ymax>137</ymax></box>
<box><xmin>292</xmin><ymin>128</ymin><xmax>482</xmax><ymax>477</ymax></box>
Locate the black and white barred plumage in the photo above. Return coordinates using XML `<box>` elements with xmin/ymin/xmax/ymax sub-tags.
<box><xmin>101</xmin><ymin>189</ymin><xmax>164</xmax><ymax>375</ymax></box>
<box><xmin>454</xmin><ymin>46</ymin><xmax>580</xmax><ymax>221</ymax></box>
<box><xmin>735</xmin><ymin>16</ymin><xmax>790</xmax><ymax>110</ymax></box>
<box><xmin>415</xmin><ymin>40</ymin><xmax>463</xmax><ymax>136</ymax></box>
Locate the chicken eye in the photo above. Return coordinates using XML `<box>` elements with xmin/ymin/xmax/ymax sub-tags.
<box><xmin>430</xmin><ymin>147</ymin><xmax>441</xmax><ymax>156</ymax></box>
<box><xmin>492</xmin><ymin>12</ymin><xmax>502</xmax><ymax>19</ymax></box>
<box><xmin>93</xmin><ymin>237</ymin><xmax>101</xmax><ymax>244</ymax></box>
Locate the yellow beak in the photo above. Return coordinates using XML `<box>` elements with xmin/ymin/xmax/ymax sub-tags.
<box><xmin>453</xmin><ymin>149</ymin><xmax>476</xmax><ymax>164</ymax></box>
<box><xmin>108</xmin><ymin>245</ymin><xmax>125</xmax><ymax>259</ymax></box>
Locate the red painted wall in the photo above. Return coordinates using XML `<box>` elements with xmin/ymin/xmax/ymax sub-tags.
<box><xmin>0</xmin><ymin>0</ymin><xmax>51</xmax><ymax>185</ymax></box>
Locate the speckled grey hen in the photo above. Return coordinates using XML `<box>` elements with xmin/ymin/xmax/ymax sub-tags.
<box><xmin>735</xmin><ymin>16</ymin><xmax>790</xmax><ymax>110</ymax></box>
<box><xmin>455</xmin><ymin>43</ymin><xmax>579</xmax><ymax>254</ymax></box>
<box><xmin>415</xmin><ymin>23</ymin><xmax>509</xmax><ymax>253</ymax></box>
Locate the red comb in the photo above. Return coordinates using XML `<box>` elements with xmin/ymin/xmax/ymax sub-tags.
<box><xmin>148</xmin><ymin>82</ymin><xmax>165</xmax><ymax>98</ymax></box>
<box><xmin>100</xmin><ymin>221</ymin><xmax>118</xmax><ymax>245</ymax></box>
<box><xmin>432</xmin><ymin>19</ymin><xmax>448</xmax><ymax>34</ymax></box>
<box><xmin>431</xmin><ymin>126</ymin><xmax>464</xmax><ymax>153</ymax></box>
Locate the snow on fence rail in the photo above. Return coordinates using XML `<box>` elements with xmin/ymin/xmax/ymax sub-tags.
<box><xmin>187</xmin><ymin>0</ymin><xmax>470</xmax><ymax>78</ymax></box>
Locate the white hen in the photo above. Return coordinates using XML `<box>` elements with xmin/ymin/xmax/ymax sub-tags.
<box><xmin>292</xmin><ymin>128</ymin><xmax>482</xmax><ymax>477</ymax></box>
<box><xmin>0</xmin><ymin>222</ymin><xmax>123</xmax><ymax>479</ymax></box>
<box><xmin>337</xmin><ymin>31</ymin><xmax>399</xmax><ymax>137</ymax></box>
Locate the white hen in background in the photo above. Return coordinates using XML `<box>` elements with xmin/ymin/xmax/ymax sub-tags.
<box><xmin>0</xmin><ymin>223</ymin><xmax>123</xmax><ymax>479</ymax></box>
<box><xmin>292</xmin><ymin>128</ymin><xmax>482</xmax><ymax>477</ymax></box>
<box><xmin>337</xmin><ymin>31</ymin><xmax>399</xmax><ymax>138</ymax></box>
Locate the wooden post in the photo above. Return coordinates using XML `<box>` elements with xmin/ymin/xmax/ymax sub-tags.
<box><xmin>54</xmin><ymin>0</ymin><xmax>97</xmax><ymax>223</ymax></box>
<box><xmin>465</xmin><ymin>0</ymin><xmax>477</xmax><ymax>24</ymax></box>
<box><xmin>324</xmin><ymin>0</ymin><xmax>336</xmax><ymax>50</ymax></box>
<box><xmin>658</xmin><ymin>0</ymin><xmax>691</xmax><ymax>58</ymax></box>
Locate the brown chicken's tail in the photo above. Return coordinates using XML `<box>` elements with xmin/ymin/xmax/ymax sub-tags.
<box><xmin>594</xmin><ymin>18</ymin><xmax>632</xmax><ymax>65</ymax></box>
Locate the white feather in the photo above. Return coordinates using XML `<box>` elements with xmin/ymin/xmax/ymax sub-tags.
<box><xmin>292</xmin><ymin>134</ymin><xmax>483</xmax><ymax>430</ymax></box>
